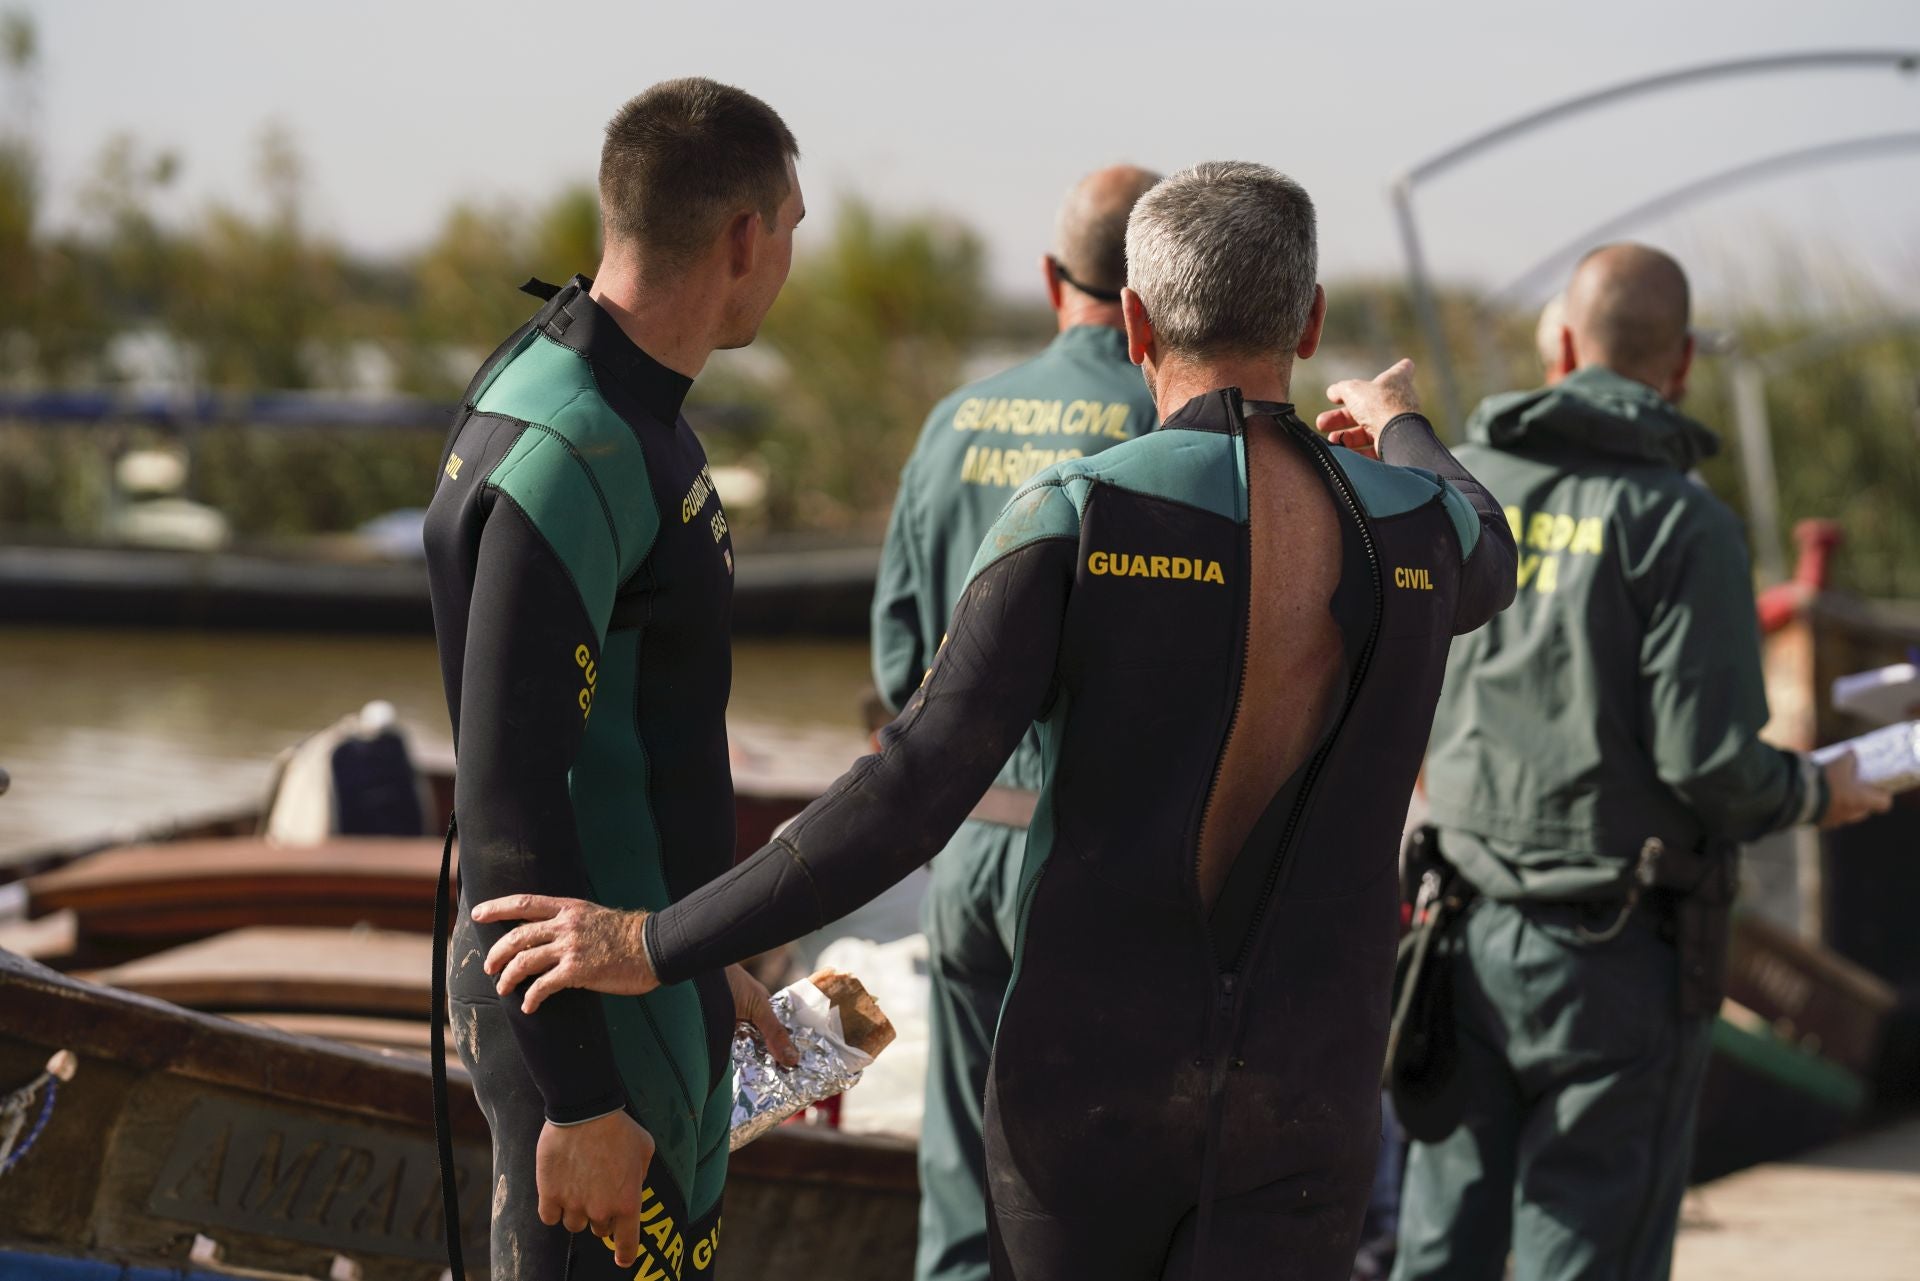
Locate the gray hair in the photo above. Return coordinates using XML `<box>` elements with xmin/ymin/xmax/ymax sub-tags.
<box><xmin>1124</xmin><ymin>161</ymin><xmax>1318</xmax><ymax>358</ymax></box>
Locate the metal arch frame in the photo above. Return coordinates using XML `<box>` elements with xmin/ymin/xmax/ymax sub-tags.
<box><xmin>1486</xmin><ymin>132</ymin><xmax>1920</xmax><ymax>311</ymax></box>
<box><xmin>1389</xmin><ymin>48</ymin><xmax>1920</xmax><ymax>425</ymax></box>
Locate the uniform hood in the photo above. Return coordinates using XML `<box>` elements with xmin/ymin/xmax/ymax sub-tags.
<box><xmin>1464</xmin><ymin>366</ymin><xmax>1720</xmax><ymax>471</ymax></box>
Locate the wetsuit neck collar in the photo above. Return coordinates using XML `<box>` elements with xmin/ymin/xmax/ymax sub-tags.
<box><xmin>1160</xmin><ymin>387</ymin><xmax>1299</xmax><ymax>435</ymax></box>
<box><xmin>540</xmin><ymin>275</ymin><xmax>695</xmax><ymax>423</ymax></box>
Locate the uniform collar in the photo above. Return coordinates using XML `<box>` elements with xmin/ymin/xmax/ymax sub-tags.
<box><xmin>1052</xmin><ymin>323</ymin><xmax>1132</xmax><ymax>360</ymax></box>
<box><xmin>542</xmin><ymin>275</ymin><xmax>694</xmax><ymax>424</ymax></box>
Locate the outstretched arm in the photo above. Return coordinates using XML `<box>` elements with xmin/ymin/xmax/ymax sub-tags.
<box><xmin>475</xmin><ymin>485</ymin><xmax>1082</xmax><ymax>1007</ymax></box>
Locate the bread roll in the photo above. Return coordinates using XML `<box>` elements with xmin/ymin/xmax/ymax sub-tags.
<box><xmin>809</xmin><ymin>968</ymin><xmax>896</xmax><ymax>1058</ymax></box>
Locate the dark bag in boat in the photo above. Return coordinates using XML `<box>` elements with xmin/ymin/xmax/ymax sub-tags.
<box><xmin>1383</xmin><ymin>826</ymin><xmax>1473</xmax><ymax>1143</ymax></box>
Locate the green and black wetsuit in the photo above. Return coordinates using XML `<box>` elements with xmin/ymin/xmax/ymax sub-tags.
<box><xmin>644</xmin><ymin>389</ymin><xmax>1516</xmax><ymax>1280</ymax></box>
<box><xmin>425</xmin><ymin>278</ymin><xmax>736</xmax><ymax>1280</ymax></box>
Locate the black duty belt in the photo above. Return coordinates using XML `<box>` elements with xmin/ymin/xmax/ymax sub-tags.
<box><xmin>967</xmin><ymin>786</ymin><xmax>1040</xmax><ymax>830</ymax></box>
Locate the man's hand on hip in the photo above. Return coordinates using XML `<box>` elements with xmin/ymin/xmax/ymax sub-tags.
<box><xmin>472</xmin><ymin>894</ymin><xmax>658</xmax><ymax>1013</ymax></box>
<box><xmin>1820</xmin><ymin>751</ymin><xmax>1895</xmax><ymax>828</ymax></box>
<box><xmin>536</xmin><ymin>1111</ymin><xmax>654</xmax><ymax>1268</ymax></box>
<box><xmin>1316</xmin><ymin>358</ymin><xmax>1423</xmax><ymax>460</ymax></box>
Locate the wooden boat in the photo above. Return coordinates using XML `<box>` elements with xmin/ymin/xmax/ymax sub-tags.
<box><xmin>0</xmin><ymin>719</ymin><xmax>915</xmax><ymax>1277</ymax></box>
<box><xmin>0</xmin><ymin>948</ymin><xmax>917</xmax><ymax>1280</ymax></box>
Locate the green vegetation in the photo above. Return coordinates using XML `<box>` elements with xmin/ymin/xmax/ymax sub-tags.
<box><xmin>0</xmin><ymin>12</ymin><xmax>1914</xmax><ymax>597</ymax></box>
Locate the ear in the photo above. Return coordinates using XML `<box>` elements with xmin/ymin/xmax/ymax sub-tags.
<box><xmin>1556</xmin><ymin>325</ymin><xmax>1578</xmax><ymax>379</ymax></box>
<box><xmin>1041</xmin><ymin>255</ymin><xmax>1065</xmax><ymax>314</ymax></box>
<box><xmin>1295</xmin><ymin>284</ymin><xmax>1327</xmax><ymax>361</ymax></box>
<box><xmin>1121</xmin><ymin>287</ymin><xmax>1154</xmax><ymax>367</ymax></box>
<box><xmin>1667</xmin><ymin>333</ymin><xmax>1696</xmax><ymax>404</ymax></box>
<box><xmin>726</xmin><ymin>210</ymin><xmax>762</xmax><ymax>280</ymax></box>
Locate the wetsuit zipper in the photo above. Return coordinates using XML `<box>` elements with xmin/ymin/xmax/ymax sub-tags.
<box><xmin>1226</xmin><ymin>413</ymin><xmax>1386</xmax><ymax>975</ymax></box>
<box><xmin>1189</xmin><ymin>407</ymin><xmax>1386</xmax><ymax>1276</ymax></box>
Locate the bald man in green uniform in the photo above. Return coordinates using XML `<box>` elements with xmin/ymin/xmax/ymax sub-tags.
<box><xmin>869</xmin><ymin>163</ymin><xmax>1161</xmax><ymax>1281</ymax></box>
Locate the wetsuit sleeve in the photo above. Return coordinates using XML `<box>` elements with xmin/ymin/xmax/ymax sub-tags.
<box><xmin>647</xmin><ymin>497</ymin><xmax>1079</xmax><ymax>982</ymax></box>
<box><xmin>1635</xmin><ymin>497</ymin><xmax>1808</xmax><ymax>839</ymax></box>
<box><xmin>871</xmin><ymin>456</ymin><xmax>931</xmax><ymax>715</ymax></box>
<box><xmin>1379</xmin><ymin>412</ymin><xmax>1518</xmax><ymax>633</ymax></box>
<box><xmin>456</xmin><ymin>495</ymin><xmax>628</xmax><ymax>1125</ymax></box>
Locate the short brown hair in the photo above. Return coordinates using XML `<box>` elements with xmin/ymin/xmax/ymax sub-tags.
<box><xmin>599</xmin><ymin>78</ymin><xmax>799</xmax><ymax>271</ymax></box>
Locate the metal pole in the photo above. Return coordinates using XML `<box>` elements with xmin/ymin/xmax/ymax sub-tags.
<box><xmin>1391</xmin><ymin>179</ymin><xmax>1461</xmax><ymax>432</ymax></box>
<box><xmin>1729</xmin><ymin>358</ymin><xmax>1789</xmax><ymax>585</ymax></box>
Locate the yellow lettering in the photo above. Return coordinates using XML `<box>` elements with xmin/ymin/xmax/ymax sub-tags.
<box><xmin>575</xmin><ymin>645</ymin><xmax>591</xmax><ymax>667</ymax></box>
<box><xmin>639</xmin><ymin>1185</ymin><xmax>662</xmax><ymax>1222</ymax></box>
<box><xmin>1202</xmin><ymin>561</ymin><xmax>1226</xmax><ymax>585</ymax></box>
<box><xmin>644</xmin><ymin>1214</ymin><xmax>675</xmax><ymax>1251</ymax></box>
<box><xmin>1172</xmin><ymin>558</ymin><xmax>1192</xmax><ymax>580</ymax></box>
<box><xmin>1062</xmin><ymin>400</ymin><xmax>1089</xmax><ymax>434</ymax></box>
<box><xmin>1516</xmin><ymin>553</ymin><xmax>1540</xmax><ymax>589</ymax></box>
<box><xmin>1537</xmin><ymin>555</ymin><xmax>1559</xmax><ymax>593</ymax></box>
<box><xmin>1149</xmin><ymin>555</ymin><xmax>1170</xmax><ymax>578</ymax></box>
<box><xmin>444</xmin><ymin>453</ymin><xmax>463</xmax><ymax>480</ymax></box>
<box><xmin>1527</xmin><ymin>512</ymin><xmax>1554</xmax><ymax>551</ymax></box>
<box><xmin>952</xmin><ymin>398</ymin><xmax>982</xmax><ymax>431</ymax></box>
<box><xmin>1571</xmin><ymin>516</ymin><xmax>1605</xmax><ymax>556</ymax></box>
<box><xmin>1547</xmin><ymin>513</ymin><xmax>1575</xmax><ymax>552</ymax></box>
<box><xmin>692</xmin><ymin>1239</ymin><xmax>713</xmax><ymax>1271</ymax></box>
<box><xmin>1089</xmin><ymin>552</ymin><xmax>1109</xmax><ymax>575</ymax></box>
<box><xmin>636</xmin><ymin>1256</ymin><xmax>670</xmax><ymax>1281</ymax></box>
<box><xmin>1504</xmin><ymin>505</ymin><xmax>1523</xmax><ymax>540</ymax></box>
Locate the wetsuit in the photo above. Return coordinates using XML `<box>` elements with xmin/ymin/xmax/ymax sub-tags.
<box><xmin>870</xmin><ymin>323</ymin><xmax>1155</xmax><ymax>1281</ymax></box>
<box><xmin>425</xmin><ymin>277</ymin><xmax>737</xmax><ymax>1280</ymax></box>
<box><xmin>645</xmin><ymin>388</ymin><xmax>1516</xmax><ymax>1279</ymax></box>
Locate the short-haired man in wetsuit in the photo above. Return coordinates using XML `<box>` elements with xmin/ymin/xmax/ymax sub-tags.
<box><xmin>871</xmin><ymin>162</ymin><xmax>1161</xmax><ymax>1281</ymax></box>
<box><xmin>423</xmin><ymin>78</ymin><xmax>803</xmax><ymax>1278</ymax></box>
<box><xmin>474</xmin><ymin>161</ymin><xmax>1518</xmax><ymax>1280</ymax></box>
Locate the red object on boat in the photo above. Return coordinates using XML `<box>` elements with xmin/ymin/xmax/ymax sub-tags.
<box><xmin>1758</xmin><ymin>520</ymin><xmax>1844</xmax><ymax>635</ymax></box>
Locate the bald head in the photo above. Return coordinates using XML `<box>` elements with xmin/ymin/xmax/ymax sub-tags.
<box><xmin>1564</xmin><ymin>243</ymin><xmax>1692</xmax><ymax>392</ymax></box>
<box><xmin>1053</xmin><ymin>164</ymin><xmax>1162</xmax><ymax>298</ymax></box>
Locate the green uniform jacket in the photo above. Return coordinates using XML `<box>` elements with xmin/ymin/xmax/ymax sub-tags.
<box><xmin>870</xmin><ymin>324</ymin><xmax>1158</xmax><ymax>792</ymax></box>
<box><xmin>1425</xmin><ymin>367</ymin><xmax>1813</xmax><ymax>901</ymax></box>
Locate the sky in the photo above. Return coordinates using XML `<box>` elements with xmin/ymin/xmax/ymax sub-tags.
<box><xmin>20</xmin><ymin>0</ymin><xmax>1920</xmax><ymax>312</ymax></box>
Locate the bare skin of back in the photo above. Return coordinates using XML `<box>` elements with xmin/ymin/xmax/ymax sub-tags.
<box><xmin>1195</xmin><ymin>415</ymin><xmax>1345</xmax><ymax>910</ymax></box>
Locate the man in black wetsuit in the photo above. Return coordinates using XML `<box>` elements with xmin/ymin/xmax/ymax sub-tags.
<box><xmin>475</xmin><ymin>161</ymin><xmax>1518</xmax><ymax>1279</ymax></box>
<box><xmin>423</xmin><ymin>79</ymin><xmax>803</xmax><ymax>1278</ymax></box>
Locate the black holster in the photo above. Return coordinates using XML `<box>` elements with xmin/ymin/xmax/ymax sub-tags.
<box><xmin>1662</xmin><ymin>838</ymin><xmax>1740</xmax><ymax>1021</ymax></box>
<box><xmin>1384</xmin><ymin>826</ymin><xmax>1475</xmax><ymax>1142</ymax></box>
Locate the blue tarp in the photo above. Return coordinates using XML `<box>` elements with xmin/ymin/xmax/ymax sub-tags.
<box><xmin>0</xmin><ymin>1251</ymin><xmax>211</xmax><ymax>1279</ymax></box>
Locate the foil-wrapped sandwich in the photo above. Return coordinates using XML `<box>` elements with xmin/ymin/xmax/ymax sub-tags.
<box><xmin>729</xmin><ymin>968</ymin><xmax>896</xmax><ymax>1150</ymax></box>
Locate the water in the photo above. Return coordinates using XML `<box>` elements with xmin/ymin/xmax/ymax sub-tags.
<box><xmin>0</xmin><ymin>626</ymin><xmax>874</xmax><ymax>864</ymax></box>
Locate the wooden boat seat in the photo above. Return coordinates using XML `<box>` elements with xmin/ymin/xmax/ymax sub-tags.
<box><xmin>25</xmin><ymin>838</ymin><xmax>445</xmax><ymax>939</ymax></box>
<box><xmin>86</xmin><ymin>925</ymin><xmax>433</xmax><ymax>1018</ymax></box>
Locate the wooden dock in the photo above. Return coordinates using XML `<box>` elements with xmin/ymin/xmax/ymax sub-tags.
<box><xmin>1675</xmin><ymin>1115</ymin><xmax>1920</xmax><ymax>1281</ymax></box>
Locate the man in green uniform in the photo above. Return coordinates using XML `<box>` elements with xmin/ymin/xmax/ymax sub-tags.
<box><xmin>868</xmin><ymin>163</ymin><xmax>1161</xmax><ymax>1281</ymax></box>
<box><xmin>1395</xmin><ymin>244</ymin><xmax>1892</xmax><ymax>1281</ymax></box>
